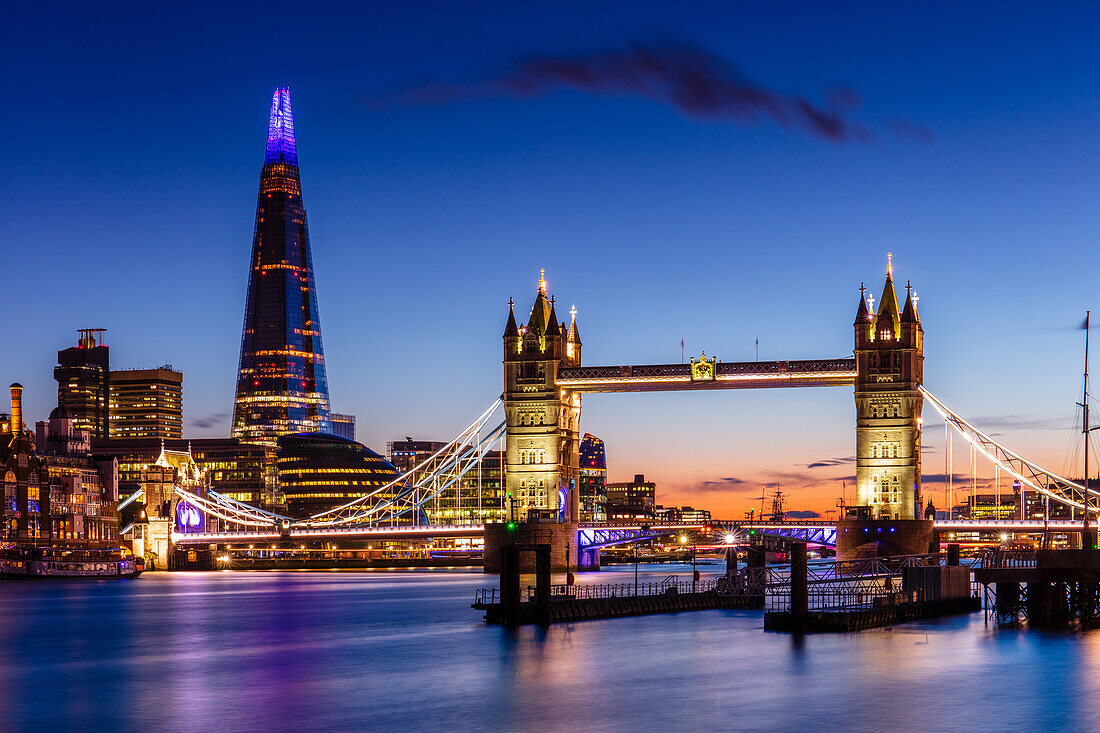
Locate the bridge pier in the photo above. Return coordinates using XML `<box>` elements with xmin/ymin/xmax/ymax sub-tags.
<box><xmin>836</xmin><ymin>518</ymin><xmax>935</xmax><ymax>560</ymax></box>
<box><xmin>483</xmin><ymin>520</ymin><xmax>598</xmax><ymax>574</ymax></box>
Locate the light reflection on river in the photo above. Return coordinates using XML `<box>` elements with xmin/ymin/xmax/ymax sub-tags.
<box><xmin>0</xmin><ymin>562</ymin><xmax>1097</xmax><ymax>732</ymax></box>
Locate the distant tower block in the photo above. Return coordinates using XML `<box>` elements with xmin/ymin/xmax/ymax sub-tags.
<box><xmin>853</xmin><ymin>255</ymin><xmax>924</xmax><ymax>519</ymax></box>
<box><xmin>502</xmin><ymin>271</ymin><xmax>583</xmax><ymax>520</ymax></box>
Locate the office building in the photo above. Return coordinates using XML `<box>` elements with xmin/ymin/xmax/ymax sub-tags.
<box><xmin>276</xmin><ymin>433</ymin><xmax>399</xmax><ymax>518</ymax></box>
<box><xmin>578</xmin><ymin>433</ymin><xmax>607</xmax><ymax>522</ymax></box>
<box><xmin>232</xmin><ymin>87</ymin><xmax>332</xmax><ymax>446</ymax></box>
<box><xmin>388</xmin><ymin>439</ymin><xmax>506</xmax><ymax>524</ymax></box>
<box><xmin>606</xmin><ymin>473</ymin><xmax>656</xmax><ymax>509</ymax></box>
<box><xmin>54</xmin><ymin>329</ymin><xmax>110</xmax><ymax>439</ymax></box>
<box><xmin>109</xmin><ymin>366</ymin><xmax>183</xmax><ymax>440</ymax></box>
<box><xmin>331</xmin><ymin>413</ymin><xmax>355</xmax><ymax>441</ymax></box>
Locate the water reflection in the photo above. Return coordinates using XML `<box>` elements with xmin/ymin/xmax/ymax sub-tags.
<box><xmin>0</xmin><ymin>564</ymin><xmax>1097</xmax><ymax>731</ymax></box>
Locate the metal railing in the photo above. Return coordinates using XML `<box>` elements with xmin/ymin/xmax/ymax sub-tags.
<box><xmin>972</xmin><ymin>548</ymin><xmax>1038</xmax><ymax>569</ymax></box>
<box><xmin>472</xmin><ymin>578</ymin><xmax>718</xmax><ymax>605</ymax></box>
<box><xmin>530</xmin><ymin>579</ymin><xmax>717</xmax><ymax>601</ymax></box>
<box><xmin>473</xmin><ymin>587</ymin><xmax>499</xmax><ymax>605</ymax></box>
<box><xmin>718</xmin><ymin>554</ymin><xmax>950</xmax><ymax>612</ymax></box>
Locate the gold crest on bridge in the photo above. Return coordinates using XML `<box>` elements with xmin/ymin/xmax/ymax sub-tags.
<box><xmin>690</xmin><ymin>352</ymin><xmax>717</xmax><ymax>382</ymax></box>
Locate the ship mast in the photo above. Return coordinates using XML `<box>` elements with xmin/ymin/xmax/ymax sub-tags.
<box><xmin>1084</xmin><ymin>312</ymin><xmax>1093</xmax><ymax>547</ymax></box>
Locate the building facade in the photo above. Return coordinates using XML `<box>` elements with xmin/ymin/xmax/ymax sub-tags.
<box><xmin>2</xmin><ymin>384</ymin><xmax>118</xmax><ymax>546</ymax></box>
<box><xmin>276</xmin><ymin>433</ymin><xmax>399</xmax><ymax>518</ymax></box>
<box><xmin>54</xmin><ymin>329</ymin><xmax>110</xmax><ymax>439</ymax></box>
<box><xmin>388</xmin><ymin>439</ymin><xmax>506</xmax><ymax>524</ymax></box>
<box><xmin>109</xmin><ymin>366</ymin><xmax>183</xmax><ymax>440</ymax></box>
<box><xmin>331</xmin><ymin>413</ymin><xmax>355</xmax><ymax>441</ymax></box>
<box><xmin>94</xmin><ymin>437</ymin><xmax>269</xmax><ymax>507</ymax></box>
<box><xmin>578</xmin><ymin>433</ymin><xmax>607</xmax><ymax>522</ymax></box>
<box><xmin>502</xmin><ymin>272</ymin><xmax>583</xmax><ymax>520</ymax></box>
<box><xmin>232</xmin><ymin>87</ymin><xmax>332</xmax><ymax>446</ymax></box>
<box><xmin>606</xmin><ymin>473</ymin><xmax>656</xmax><ymax>509</ymax></box>
<box><xmin>853</xmin><ymin>258</ymin><xmax>924</xmax><ymax>519</ymax></box>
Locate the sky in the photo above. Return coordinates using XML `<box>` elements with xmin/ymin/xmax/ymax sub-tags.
<box><xmin>4</xmin><ymin>1</ymin><xmax>1100</xmax><ymax>519</ymax></box>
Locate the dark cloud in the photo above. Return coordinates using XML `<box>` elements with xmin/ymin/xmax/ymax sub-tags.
<box><xmin>190</xmin><ymin>412</ymin><xmax>229</xmax><ymax>430</ymax></box>
<box><xmin>693</xmin><ymin>476</ymin><xmax>759</xmax><ymax>493</ymax></box>
<box><xmin>372</xmin><ymin>42</ymin><xmax>929</xmax><ymax>144</ymax></box>
<box><xmin>785</xmin><ymin>509</ymin><xmax>821</xmax><ymax>519</ymax></box>
<box><xmin>805</xmin><ymin>455</ymin><xmax>855</xmax><ymax>469</ymax></box>
<box><xmin>888</xmin><ymin>119</ymin><xmax>934</xmax><ymax>142</ymax></box>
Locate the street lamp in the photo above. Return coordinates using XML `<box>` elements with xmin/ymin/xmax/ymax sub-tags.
<box><xmin>724</xmin><ymin>533</ymin><xmax>735</xmax><ymax>545</ymax></box>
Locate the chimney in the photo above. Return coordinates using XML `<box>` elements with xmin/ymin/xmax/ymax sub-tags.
<box><xmin>9</xmin><ymin>383</ymin><xmax>23</xmax><ymax>436</ymax></box>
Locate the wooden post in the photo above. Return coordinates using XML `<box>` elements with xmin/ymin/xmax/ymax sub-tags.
<box><xmin>534</xmin><ymin>545</ymin><xmax>551</xmax><ymax>624</ymax></box>
<box><xmin>790</xmin><ymin>542</ymin><xmax>808</xmax><ymax>631</ymax></box>
<box><xmin>500</xmin><ymin>546</ymin><xmax>521</xmax><ymax>625</ymax></box>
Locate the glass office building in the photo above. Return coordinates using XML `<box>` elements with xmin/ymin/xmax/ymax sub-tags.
<box><xmin>232</xmin><ymin>87</ymin><xmax>331</xmax><ymax>446</ymax></box>
<box><xmin>276</xmin><ymin>433</ymin><xmax>399</xmax><ymax>518</ymax></box>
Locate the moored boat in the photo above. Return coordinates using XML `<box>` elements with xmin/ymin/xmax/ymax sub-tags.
<box><xmin>0</xmin><ymin>546</ymin><xmax>144</xmax><ymax>579</ymax></box>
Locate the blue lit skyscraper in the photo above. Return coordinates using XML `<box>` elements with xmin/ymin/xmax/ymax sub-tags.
<box><xmin>231</xmin><ymin>87</ymin><xmax>331</xmax><ymax>446</ymax></box>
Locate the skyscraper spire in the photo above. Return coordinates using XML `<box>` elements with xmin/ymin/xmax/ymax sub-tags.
<box><xmin>265</xmin><ymin>87</ymin><xmax>298</xmax><ymax>165</ymax></box>
<box><xmin>233</xmin><ymin>87</ymin><xmax>331</xmax><ymax>446</ymax></box>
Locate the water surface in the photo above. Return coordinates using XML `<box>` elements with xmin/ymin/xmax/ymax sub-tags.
<box><xmin>0</xmin><ymin>563</ymin><xmax>1095</xmax><ymax>732</ymax></box>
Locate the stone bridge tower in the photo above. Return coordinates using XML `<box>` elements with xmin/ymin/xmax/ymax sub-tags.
<box><xmin>502</xmin><ymin>271</ymin><xmax>582</xmax><ymax>521</ymax></box>
<box><xmin>853</xmin><ymin>256</ymin><xmax>924</xmax><ymax>519</ymax></box>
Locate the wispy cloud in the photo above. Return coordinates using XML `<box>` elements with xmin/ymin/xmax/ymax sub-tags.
<box><xmin>692</xmin><ymin>476</ymin><xmax>757</xmax><ymax>493</ymax></box>
<box><xmin>804</xmin><ymin>455</ymin><xmax>855</xmax><ymax>469</ymax></box>
<box><xmin>371</xmin><ymin>41</ymin><xmax>930</xmax><ymax>144</ymax></box>
<box><xmin>190</xmin><ymin>412</ymin><xmax>228</xmax><ymax>430</ymax></box>
<box><xmin>785</xmin><ymin>509</ymin><xmax>822</xmax><ymax>519</ymax></box>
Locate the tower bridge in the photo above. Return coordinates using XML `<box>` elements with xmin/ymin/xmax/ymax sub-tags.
<box><xmin>156</xmin><ymin>260</ymin><xmax>1099</xmax><ymax>568</ymax></box>
<box><xmin>501</xmin><ymin>258</ymin><xmax>922</xmax><ymax>525</ymax></box>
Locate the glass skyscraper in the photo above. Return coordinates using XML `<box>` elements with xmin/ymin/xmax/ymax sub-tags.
<box><xmin>232</xmin><ymin>87</ymin><xmax>331</xmax><ymax>446</ymax></box>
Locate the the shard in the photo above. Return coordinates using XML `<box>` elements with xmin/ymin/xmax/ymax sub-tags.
<box><xmin>231</xmin><ymin>87</ymin><xmax>331</xmax><ymax>445</ymax></box>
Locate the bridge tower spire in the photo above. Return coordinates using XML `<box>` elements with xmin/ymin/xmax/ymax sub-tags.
<box><xmin>503</xmin><ymin>271</ymin><xmax>582</xmax><ymax>521</ymax></box>
<box><xmin>854</xmin><ymin>256</ymin><xmax>924</xmax><ymax>519</ymax></box>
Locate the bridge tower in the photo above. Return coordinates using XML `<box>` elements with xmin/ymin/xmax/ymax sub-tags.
<box><xmin>853</xmin><ymin>256</ymin><xmax>924</xmax><ymax>520</ymax></box>
<box><xmin>502</xmin><ymin>271</ymin><xmax>582</xmax><ymax>521</ymax></box>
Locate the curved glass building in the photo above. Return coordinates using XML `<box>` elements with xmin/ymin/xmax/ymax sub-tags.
<box><xmin>232</xmin><ymin>87</ymin><xmax>331</xmax><ymax>446</ymax></box>
<box><xmin>276</xmin><ymin>433</ymin><xmax>400</xmax><ymax>518</ymax></box>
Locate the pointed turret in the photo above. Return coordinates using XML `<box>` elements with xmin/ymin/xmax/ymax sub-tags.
<box><xmin>546</xmin><ymin>300</ymin><xmax>560</xmax><ymax>338</ymax></box>
<box><xmin>854</xmin><ymin>283</ymin><xmax>871</xmax><ymax>326</ymax></box>
<box><xmin>875</xmin><ymin>254</ymin><xmax>901</xmax><ymax>341</ymax></box>
<box><xmin>901</xmin><ymin>280</ymin><xmax>920</xmax><ymax>324</ymax></box>
<box><xmin>527</xmin><ymin>269</ymin><xmax>554</xmax><ymax>335</ymax></box>
<box><xmin>265</xmin><ymin>86</ymin><xmax>298</xmax><ymax>166</ymax></box>
<box><xmin>503</xmin><ymin>298</ymin><xmax>519</xmax><ymax>338</ymax></box>
<box><xmin>567</xmin><ymin>304</ymin><xmax>581</xmax><ymax>346</ymax></box>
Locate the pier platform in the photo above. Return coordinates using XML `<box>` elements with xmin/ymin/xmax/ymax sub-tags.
<box><xmin>473</xmin><ymin>579</ymin><xmax>754</xmax><ymax>625</ymax></box>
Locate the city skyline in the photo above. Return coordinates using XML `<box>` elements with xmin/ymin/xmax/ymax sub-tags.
<box><xmin>6</xmin><ymin>2</ymin><xmax>1100</xmax><ymax>518</ymax></box>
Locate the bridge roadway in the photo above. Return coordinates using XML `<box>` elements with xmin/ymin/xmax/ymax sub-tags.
<box><xmin>170</xmin><ymin>522</ymin><xmax>712</xmax><ymax>546</ymax></box>
<box><xmin>556</xmin><ymin>358</ymin><xmax>856</xmax><ymax>393</ymax></box>
<box><xmin>171</xmin><ymin>518</ymin><xmax>1086</xmax><ymax>547</ymax></box>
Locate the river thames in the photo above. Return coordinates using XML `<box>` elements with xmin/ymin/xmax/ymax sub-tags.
<box><xmin>1</xmin><ymin>563</ymin><xmax>1097</xmax><ymax>732</ymax></box>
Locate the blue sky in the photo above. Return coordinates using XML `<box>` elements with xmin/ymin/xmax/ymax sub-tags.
<box><xmin>4</xmin><ymin>1</ymin><xmax>1100</xmax><ymax>515</ymax></box>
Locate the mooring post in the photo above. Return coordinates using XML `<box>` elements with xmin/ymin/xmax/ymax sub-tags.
<box><xmin>790</xmin><ymin>542</ymin><xmax>808</xmax><ymax>631</ymax></box>
<box><xmin>534</xmin><ymin>544</ymin><xmax>551</xmax><ymax>624</ymax></box>
<box><xmin>500</xmin><ymin>546</ymin><xmax>521</xmax><ymax>625</ymax></box>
